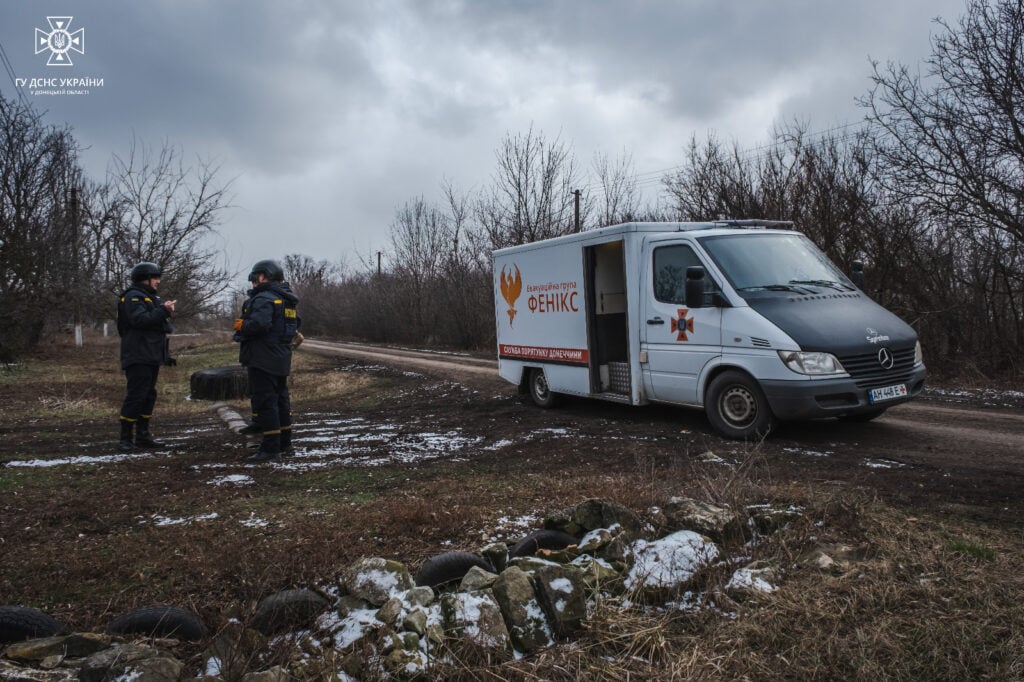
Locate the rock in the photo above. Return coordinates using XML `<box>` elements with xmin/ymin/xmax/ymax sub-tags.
<box><xmin>402</xmin><ymin>587</ymin><xmax>434</xmax><ymax>608</ymax></box>
<box><xmin>383</xmin><ymin>647</ymin><xmax>428</xmax><ymax>680</ymax></box>
<box><xmin>336</xmin><ymin>595</ymin><xmax>373</xmax><ymax>618</ymax></box>
<box><xmin>440</xmin><ymin>590</ymin><xmax>511</xmax><ymax>657</ymax></box>
<box><xmin>533</xmin><ymin>564</ymin><xmax>587</xmax><ymax>637</ymax></box>
<box><xmin>402</xmin><ymin>609</ymin><xmax>427</xmax><ymax>637</ymax></box>
<box><xmin>4</xmin><ymin>634</ymin><xmax>110</xmax><ymax>663</ymax></box>
<box><xmin>111</xmin><ymin>656</ymin><xmax>184</xmax><ymax>682</ymax></box>
<box><xmin>570</xmin><ymin>554</ymin><xmax>623</xmax><ymax>591</ymax></box>
<box><xmin>241</xmin><ymin>666</ymin><xmax>290</xmax><ymax>682</ymax></box>
<box><xmin>595</xmin><ymin>534</ymin><xmax>632</xmax><ymax>564</ymax></box>
<box><xmin>375</xmin><ymin>597</ymin><xmax>404</xmax><ymax>628</ymax></box>
<box><xmin>79</xmin><ymin>643</ymin><xmax>162</xmax><ymax>682</ymax></box>
<box><xmin>576</xmin><ymin>526</ymin><xmax>619</xmax><ymax>553</ymax></box>
<box><xmin>459</xmin><ymin>566</ymin><xmax>498</xmax><ymax>592</ymax></box>
<box><xmin>747</xmin><ymin>504</ymin><xmax>804</xmax><ymax>534</ymax></box>
<box><xmin>663</xmin><ymin>497</ymin><xmax>746</xmax><ymax>543</ymax></box>
<box><xmin>0</xmin><ymin>659</ymin><xmax>77</xmax><ymax>681</ymax></box>
<box><xmin>725</xmin><ymin>560</ymin><xmax>781</xmax><ymax>596</ymax></box>
<box><xmin>342</xmin><ymin>558</ymin><xmax>415</xmax><ymax>606</ymax></box>
<box><xmin>625</xmin><ymin>531</ymin><xmax>720</xmax><ymax>599</ymax></box>
<box><xmin>491</xmin><ymin>567</ymin><xmax>553</xmax><ymax>654</ymax></box>
<box><xmin>479</xmin><ymin>543</ymin><xmax>509</xmax><ymax>573</ymax></box>
<box><xmin>200</xmin><ymin>621</ymin><xmax>266</xmax><ymax>681</ymax></box>
<box><xmin>252</xmin><ymin>588</ymin><xmax>329</xmax><ymax>635</ymax></box>
<box><xmin>547</xmin><ymin>499</ymin><xmax>643</xmax><ymax>536</ymax></box>
<box><xmin>507</xmin><ymin>556</ymin><xmax>563</xmax><ymax>574</ymax></box>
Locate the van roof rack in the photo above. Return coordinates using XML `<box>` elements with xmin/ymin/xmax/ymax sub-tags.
<box><xmin>712</xmin><ymin>219</ymin><xmax>795</xmax><ymax>229</ymax></box>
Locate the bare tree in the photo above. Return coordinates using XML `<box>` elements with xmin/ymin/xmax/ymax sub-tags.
<box><xmin>592</xmin><ymin>149</ymin><xmax>640</xmax><ymax>227</ymax></box>
<box><xmin>106</xmin><ymin>136</ymin><xmax>233</xmax><ymax>316</ymax></box>
<box><xmin>476</xmin><ymin>126</ymin><xmax>584</xmax><ymax>249</ymax></box>
<box><xmin>0</xmin><ymin>95</ymin><xmax>84</xmax><ymax>357</ymax></box>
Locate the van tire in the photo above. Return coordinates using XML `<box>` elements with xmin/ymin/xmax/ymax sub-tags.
<box><xmin>706</xmin><ymin>370</ymin><xmax>777</xmax><ymax>440</ymax></box>
<box><xmin>528</xmin><ymin>368</ymin><xmax>559</xmax><ymax>408</ymax></box>
<box><xmin>509</xmin><ymin>529</ymin><xmax>579</xmax><ymax>558</ymax></box>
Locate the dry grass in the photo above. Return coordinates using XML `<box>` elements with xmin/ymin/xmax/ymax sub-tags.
<box><xmin>1</xmin><ymin>338</ymin><xmax>1021</xmax><ymax>680</ymax></box>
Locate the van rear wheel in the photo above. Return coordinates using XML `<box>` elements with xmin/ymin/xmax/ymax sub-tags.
<box><xmin>706</xmin><ymin>370</ymin><xmax>777</xmax><ymax>440</ymax></box>
<box><xmin>528</xmin><ymin>368</ymin><xmax>559</xmax><ymax>408</ymax></box>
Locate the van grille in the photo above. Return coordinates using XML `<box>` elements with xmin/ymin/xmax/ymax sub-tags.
<box><xmin>837</xmin><ymin>347</ymin><xmax>917</xmax><ymax>389</ymax></box>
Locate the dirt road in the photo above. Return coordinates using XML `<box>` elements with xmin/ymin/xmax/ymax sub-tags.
<box><xmin>301</xmin><ymin>339</ymin><xmax>1024</xmax><ymax>527</ymax></box>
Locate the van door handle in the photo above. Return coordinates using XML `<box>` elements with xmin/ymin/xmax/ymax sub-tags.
<box><xmin>647</xmin><ymin>317</ymin><xmax>665</xmax><ymax>325</ymax></box>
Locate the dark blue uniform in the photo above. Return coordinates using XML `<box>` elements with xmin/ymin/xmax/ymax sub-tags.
<box><xmin>117</xmin><ymin>284</ymin><xmax>172</xmax><ymax>426</ymax></box>
<box><xmin>233</xmin><ymin>281</ymin><xmax>300</xmax><ymax>453</ymax></box>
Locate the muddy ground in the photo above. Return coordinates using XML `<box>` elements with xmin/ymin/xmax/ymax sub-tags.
<box><xmin>1</xmin><ymin>335</ymin><xmax>1022</xmax><ymax>673</ymax></box>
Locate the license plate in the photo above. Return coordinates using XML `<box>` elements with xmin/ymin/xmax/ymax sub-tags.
<box><xmin>869</xmin><ymin>383</ymin><xmax>908</xmax><ymax>403</ymax></box>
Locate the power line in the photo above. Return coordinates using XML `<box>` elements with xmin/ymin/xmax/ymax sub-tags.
<box><xmin>0</xmin><ymin>37</ymin><xmax>30</xmax><ymax>108</ymax></box>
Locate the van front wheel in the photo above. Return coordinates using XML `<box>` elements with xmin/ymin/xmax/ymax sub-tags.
<box><xmin>706</xmin><ymin>371</ymin><xmax>777</xmax><ymax>440</ymax></box>
<box><xmin>528</xmin><ymin>368</ymin><xmax>559</xmax><ymax>408</ymax></box>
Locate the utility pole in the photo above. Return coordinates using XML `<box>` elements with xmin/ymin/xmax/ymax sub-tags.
<box><xmin>377</xmin><ymin>251</ymin><xmax>382</xmax><ymax>276</ymax></box>
<box><xmin>573</xmin><ymin>189</ymin><xmax>581</xmax><ymax>233</ymax></box>
<box><xmin>71</xmin><ymin>187</ymin><xmax>83</xmax><ymax>347</ymax></box>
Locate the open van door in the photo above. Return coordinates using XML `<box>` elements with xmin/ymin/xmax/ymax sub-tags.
<box><xmin>640</xmin><ymin>238</ymin><xmax>723</xmax><ymax>404</ymax></box>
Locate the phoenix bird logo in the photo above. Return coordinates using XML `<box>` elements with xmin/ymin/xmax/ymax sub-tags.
<box><xmin>499</xmin><ymin>264</ymin><xmax>523</xmax><ymax>326</ymax></box>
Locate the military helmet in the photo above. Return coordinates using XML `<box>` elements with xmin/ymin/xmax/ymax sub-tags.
<box><xmin>130</xmin><ymin>262</ymin><xmax>162</xmax><ymax>283</ymax></box>
<box><xmin>248</xmin><ymin>259</ymin><xmax>284</xmax><ymax>283</ymax></box>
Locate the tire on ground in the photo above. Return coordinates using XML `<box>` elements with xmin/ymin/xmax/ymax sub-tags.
<box><xmin>415</xmin><ymin>552</ymin><xmax>494</xmax><ymax>588</ymax></box>
<box><xmin>189</xmin><ymin>365</ymin><xmax>250</xmax><ymax>401</ymax></box>
<box><xmin>0</xmin><ymin>606</ymin><xmax>64</xmax><ymax>644</ymax></box>
<box><xmin>705</xmin><ymin>370</ymin><xmax>778</xmax><ymax>440</ymax></box>
<box><xmin>106</xmin><ymin>605</ymin><xmax>206</xmax><ymax>641</ymax></box>
<box><xmin>528</xmin><ymin>368</ymin><xmax>560</xmax><ymax>408</ymax></box>
<box><xmin>252</xmin><ymin>588</ymin><xmax>329</xmax><ymax>635</ymax></box>
<box><xmin>509</xmin><ymin>529</ymin><xmax>580</xmax><ymax>558</ymax></box>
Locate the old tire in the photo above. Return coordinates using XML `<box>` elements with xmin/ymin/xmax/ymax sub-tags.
<box><xmin>706</xmin><ymin>370</ymin><xmax>777</xmax><ymax>440</ymax></box>
<box><xmin>0</xmin><ymin>606</ymin><xmax>64</xmax><ymax>644</ymax></box>
<box><xmin>415</xmin><ymin>552</ymin><xmax>493</xmax><ymax>588</ymax></box>
<box><xmin>252</xmin><ymin>589</ymin><xmax>329</xmax><ymax>635</ymax></box>
<box><xmin>838</xmin><ymin>408</ymin><xmax>887</xmax><ymax>423</ymax></box>
<box><xmin>509</xmin><ymin>529</ymin><xmax>580</xmax><ymax>558</ymax></box>
<box><xmin>107</xmin><ymin>606</ymin><xmax>206</xmax><ymax>641</ymax></box>
<box><xmin>189</xmin><ymin>365</ymin><xmax>250</xmax><ymax>401</ymax></box>
<box><xmin>528</xmin><ymin>368</ymin><xmax>559</xmax><ymax>408</ymax></box>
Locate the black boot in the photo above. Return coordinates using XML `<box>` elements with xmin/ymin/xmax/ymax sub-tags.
<box><xmin>135</xmin><ymin>418</ymin><xmax>165</xmax><ymax>448</ymax></box>
<box><xmin>118</xmin><ymin>420</ymin><xmax>136</xmax><ymax>452</ymax></box>
<box><xmin>280</xmin><ymin>426</ymin><xmax>294</xmax><ymax>457</ymax></box>
<box><xmin>243</xmin><ymin>432</ymin><xmax>281</xmax><ymax>463</ymax></box>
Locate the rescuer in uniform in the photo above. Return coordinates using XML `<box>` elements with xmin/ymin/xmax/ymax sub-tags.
<box><xmin>233</xmin><ymin>259</ymin><xmax>300</xmax><ymax>462</ymax></box>
<box><xmin>117</xmin><ymin>262</ymin><xmax>176</xmax><ymax>451</ymax></box>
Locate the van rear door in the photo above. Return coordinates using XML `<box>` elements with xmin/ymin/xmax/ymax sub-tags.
<box><xmin>640</xmin><ymin>239</ymin><xmax>722</xmax><ymax>404</ymax></box>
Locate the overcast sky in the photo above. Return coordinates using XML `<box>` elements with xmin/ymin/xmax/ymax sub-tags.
<box><xmin>1</xmin><ymin>0</ymin><xmax>967</xmax><ymax>282</ymax></box>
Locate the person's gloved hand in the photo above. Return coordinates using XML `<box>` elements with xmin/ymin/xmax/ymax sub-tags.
<box><xmin>233</xmin><ymin>318</ymin><xmax>243</xmax><ymax>332</ymax></box>
<box><xmin>165</xmin><ymin>357</ymin><xmax>177</xmax><ymax>366</ymax></box>
<box><xmin>291</xmin><ymin>331</ymin><xmax>304</xmax><ymax>349</ymax></box>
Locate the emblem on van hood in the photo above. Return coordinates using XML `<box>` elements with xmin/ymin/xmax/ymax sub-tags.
<box><xmin>499</xmin><ymin>264</ymin><xmax>523</xmax><ymax>326</ymax></box>
<box><xmin>878</xmin><ymin>347</ymin><xmax>894</xmax><ymax>369</ymax></box>
<box><xmin>866</xmin><ymin>327</ymin><xmax>891</xmax><ymax>344</ymax></box>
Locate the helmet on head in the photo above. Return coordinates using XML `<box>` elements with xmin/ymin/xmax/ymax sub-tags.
<box><xmin>248</xmin><ymin>259</ymin><xmax>284</xmax><ymax>283</ymax></box>
<box><xmin>130</xmin><ymin>262</ymin><xmax>162</xmax><ymax>283</ymax></box>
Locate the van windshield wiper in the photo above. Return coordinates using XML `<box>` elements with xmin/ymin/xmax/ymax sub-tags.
<box><xmin>737</xmin><ymin>284</ymin><xmax>803</xmax><ymax>293</ymax></box>
<box><xmin>788</xmin><ymin>279</ymin><xmax>855</xmax><ymax>291</ymax></box>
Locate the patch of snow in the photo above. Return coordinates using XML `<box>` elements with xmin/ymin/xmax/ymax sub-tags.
<box><xmin>782</xmin><ymin>446</ymin><xmax>833</xmax><ymax>458</ymax></box>
<box><xmin>726</xmin><ymin>568</ymin><xmax>777</xmax><ymax>593</ymax></box>
<box><xmin>863</xmin><ymin>459</ymin><xmax>907</xmax><ymax>469</ymax></box>
<box><xmin>209</xmin><ymin>474</ymin><xmax>254</xmax><ymax>486</ymax></box>
<box><xmin>330</xmin><ymin>608</ymin><xmax>382</xmax><ymax>650</ymax></box>
<box><xmin>549</xmin><ymin>577</ymin><xmax>574</xmax><ymax>594</ymax></box>
<box><xmin>240</xmin><ymin>514</ymin><xmax>269</xmax><ymax>528</ymax></box>
<box><xmin>148</xmin><ymin>512</ymin><xmax>218</xmax><ymax>527</ymax></box>
<box><xmin>626</xmin><ymin>531</ymin><xmax>720</xmax><ymax>590</ymax></box>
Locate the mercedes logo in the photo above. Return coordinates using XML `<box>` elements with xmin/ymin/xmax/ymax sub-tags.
<box><xmin>878</xmin><ymin>347</ymin><xmax>894</xmax><ymax>369</ymax></box>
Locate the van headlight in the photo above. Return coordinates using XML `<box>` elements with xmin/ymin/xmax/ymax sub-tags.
<box><xmin>914</xmin><ymin>340</ymin><xmax>923</xmax><ymax>365</ymax></box>
<box><xmin>778</xmin><ymin>350</ymin><xmax>846</xmax><ymax>375</ymax></box>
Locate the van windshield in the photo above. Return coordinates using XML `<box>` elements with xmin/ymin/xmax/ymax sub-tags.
<box><xmin>698</xmin><ymin>233</ymin><xmax>854</xmax><ymax>293</ymax></box>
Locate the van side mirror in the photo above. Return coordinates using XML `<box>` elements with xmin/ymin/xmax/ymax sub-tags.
<box><xmin>685</xmin><ymin>266</ymin><xmax>705</xmax><ymax>309</ymax></box>
<box><xmin>851</xmin><ymin>260</ymin><xmax>865</xmax><ymax>289</ymax></box>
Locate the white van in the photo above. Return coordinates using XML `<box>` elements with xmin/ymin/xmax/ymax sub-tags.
<box><xmin>493</xmin><ymin>221</ymin><xmax>926</xmax><ymax>439</ymax></box>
